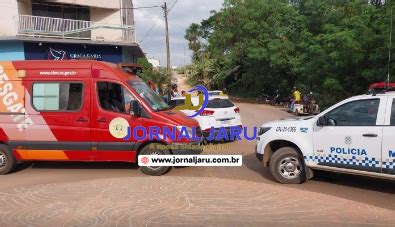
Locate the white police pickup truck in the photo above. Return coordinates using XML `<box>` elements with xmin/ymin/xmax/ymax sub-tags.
<box><xmin>256</xmin><ymin>91</ymin><xmax>395</xmax><ymax>184</ymax></box>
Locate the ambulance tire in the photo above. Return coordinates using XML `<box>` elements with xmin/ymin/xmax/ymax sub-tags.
<box><xmin>0</xmin><ymin>144</ymin><xmax>16</xmax><ymax>175</ymax></box>
<box><xmin>139</xmin><ymin>144</ymin><xmax>171</xmax><ymax>176</ymax></box>
<box><xmin>269</xmin><ymin>147</ymin><xmax>306</xmax><ymax>184</ymax></box>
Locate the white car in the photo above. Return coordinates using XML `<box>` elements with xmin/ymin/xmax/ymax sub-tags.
<box><xmin>256</xmin><ymin>91</ymin><xmax>395</xmax><ymax>184</ymax></box>
<box><xmin>208</xmin><ymin>90</ymin><xmax>226</xmax><ymax>96</ymax></box>
<box><xmin>170</xmin><ymin>96</ymin><xmax>242</xmax><ymax>138</ymax></box>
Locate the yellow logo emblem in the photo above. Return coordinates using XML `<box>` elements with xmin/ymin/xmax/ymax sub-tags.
<box><xmin>109</xmin><ymin>117</ymin><xmax>129</xmax><ymax>139</ymax></box>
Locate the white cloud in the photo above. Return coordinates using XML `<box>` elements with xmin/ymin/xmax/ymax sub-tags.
<box><xmin>134</xmin><ymin>0</ymin><xmax>223</xmax><ymax>67</ymax></box>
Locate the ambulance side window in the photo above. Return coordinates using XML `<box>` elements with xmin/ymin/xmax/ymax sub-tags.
<box><xmin>32</xmin><ymin>82</ymin><xmax>83</xmax><ymax>111</ymax></box>
<box><xmin>390</xmin><ymin>99</ymin><xmax>395</xmax><ymax>126</ymax></box>
<box><xmin>97</xmin><ymin>82</ymin><xmax>134</xmax><ymax>114</ymax></box>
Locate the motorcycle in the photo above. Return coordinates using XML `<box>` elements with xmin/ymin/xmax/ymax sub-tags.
<box><xmin>258</xmin><ymin>90</ymin><xmax>271</xmax><ymax>104</ymax></box>
<box><xmin>292</xmin><ymin>93</ymin><xmax>320</xmax><ymax>116</ymax></box>
<box><xmin>270</xmin><ymin>93</ymin><xmax>281</xmax><ymax>106</ymax></box>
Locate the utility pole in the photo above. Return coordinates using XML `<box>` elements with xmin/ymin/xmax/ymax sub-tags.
<box><xmin>388</xmin><ymin>6</ymin><xmax>393</xmax><ymax>85</ymax></box>
<box><xmin>163</xmin><ymin>2</ymin><xmax>171</xmax><ymax>73</ymax></box>
<box><xmin>184</xmin><ymin>45</ymin><xmax>186</xmax><ymax>74</ymax></box>
<box><xmin>162</xmin><ymin>2</ymin><xmax>172</xmax><ymax>99</ymax></box>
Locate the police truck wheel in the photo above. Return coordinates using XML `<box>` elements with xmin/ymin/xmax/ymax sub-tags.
<box><xmin>139</xmin><ymin>144</ymin><xmax>171</xmax><ymax>176</ymax></box>
<box><xmin>0</xmin><ymin>144</ymin><xmax>16</xmax><ymax>175</ymax></box>
<box><xmin>269</xmin><ymin>147</ymin><xmax>306</xmax><ymax>184</ymax></box>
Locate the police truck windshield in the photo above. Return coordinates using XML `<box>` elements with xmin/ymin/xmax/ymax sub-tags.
<box><xmin>129</xmin><ymin>81</ymin><xmax>170</xmax><ymax>112</ymax></box>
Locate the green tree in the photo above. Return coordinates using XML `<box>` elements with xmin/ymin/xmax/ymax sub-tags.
<box><xmin>185</xmin><ymin>23</ymin><xmax>204</xmax><ymax>60</ymax></box>
<box><xmin>185</xmin><ymin>0</ymin><xmax>395</xmax><ymax>107</ymax></box>
<box><xmin>137</xmin><ymin>58</ymin><xmax>170</xmax><ymax>94</ymax></box>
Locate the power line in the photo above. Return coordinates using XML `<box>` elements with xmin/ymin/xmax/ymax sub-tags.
<box><xmin>140</xmin><ymin>13</ymin><xmax>163</xmax><ymax>43</ymax></box>
<box><xmin>120</xmin><ymin>6</ymin><xmax>161</xmax><ymax>10</ymax></box>
<box><xmin>168</xmin><ymin>0</ymin><xmax>178</xmax><ymax>13</ymax></box>
<box><xmin>140</xmin><ymin>1</ymin><xmax>177</xmax><ymax>43</ymax></box>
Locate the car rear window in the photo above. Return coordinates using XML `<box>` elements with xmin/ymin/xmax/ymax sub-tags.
<box><xmin>206</xmin><ymin>99</ymin><xmax>235</xmax><ymax>108</ymax></box>
<box><xmin>209</xmin><ymin>92</ymin><xmax>220</xmax><ymax>96</ymax></box>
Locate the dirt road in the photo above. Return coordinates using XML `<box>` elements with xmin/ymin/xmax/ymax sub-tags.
<box><xmin>0</xmin><ymin>73</ymin><xmax>393</xmax><ymax>226</ymax></box>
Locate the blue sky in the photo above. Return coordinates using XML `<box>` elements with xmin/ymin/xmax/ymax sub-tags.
<box><xmin>134</xmin><ymin>0</ymin><xmax>223</xmax><ymax>67</ymax></box>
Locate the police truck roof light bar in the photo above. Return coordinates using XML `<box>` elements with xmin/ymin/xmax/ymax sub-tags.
<box><xmin>368</xmin><ymin>82</ymin><xmax>395</xmax><ymax>95</ymax></box>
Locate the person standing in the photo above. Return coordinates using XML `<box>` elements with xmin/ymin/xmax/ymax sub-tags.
<box><xmin>171</xmin><ymin>83</ymin><xmax>180</xmax><ymax>97</ymax></box>
<box><xmin>290</xmin><ymin>86</ymin><xmax>301</xmax><ymax>112</ymax></box>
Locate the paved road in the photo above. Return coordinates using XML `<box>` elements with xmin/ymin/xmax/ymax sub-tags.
<box><xmin>0</xmin><ymin>74</ymin><xmax>394</xmax><ymax>226</ymax></box>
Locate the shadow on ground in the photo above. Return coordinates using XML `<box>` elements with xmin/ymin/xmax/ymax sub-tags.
<box><xmin>243</xmin><ymin>152</ymin><xmax>395</xmax><ymax>210</ymax></box>
<box><xmin>15</xmin><ymin>161</ymin><xmax>139</xmax><ymax>172</ymax></box>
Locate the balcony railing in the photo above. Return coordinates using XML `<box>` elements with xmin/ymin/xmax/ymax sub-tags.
<box><xmin>17</xmin><ymin>15</ymin><xmax>136</xmax><ymax>43</ymax></box>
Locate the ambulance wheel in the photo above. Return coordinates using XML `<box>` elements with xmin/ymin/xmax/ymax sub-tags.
<box><xmin>269</xmin><ymin>147</ymin><xmax>306</xmax><ymax>184</ymax></box>
<box><xmin>0</xmin><ymin>144</ymin><xmax>16</xmax><ymax>175</ymax></box>
<box><xmin>139</xmin><ymin>144</ymin><xmax>171</xmax><ymax>176</ymax></box>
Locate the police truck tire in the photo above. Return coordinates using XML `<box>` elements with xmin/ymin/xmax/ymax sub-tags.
<box><xmin>0</xmin><ymin>144</ymin><xmax>16</xmax><ymax>175</ymax></box>
<box><xmin>139</xmin><ymin>144</ymin><xmax>171</xmax><ymax>176</ymax></box>
<box><xmin>269</xmin><ymin>147</ymin><xmax>306</xmax><ymax>184</ymax></box>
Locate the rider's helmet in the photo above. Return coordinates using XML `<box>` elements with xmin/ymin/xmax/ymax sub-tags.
<box><xmin>171</xmin><ymin>83</ymin><xmax>178</xmax><ymax>90</ymax></box>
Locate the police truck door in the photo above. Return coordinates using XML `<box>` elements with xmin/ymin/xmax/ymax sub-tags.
<box><xmin>382</xmin><ymin>98</ymin><xmax>395</xmax><ymax>175</ymax></box>
<box><xmin>312</xmin><ymin>97</ymin><xmax>385</xmax><ymax>173</ymax></box>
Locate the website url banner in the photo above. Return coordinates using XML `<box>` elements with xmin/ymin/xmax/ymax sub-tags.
<box><xmin>138</xmin><ymin>155</ymin><xmax>242</xmax><ymax>167</ymax></box>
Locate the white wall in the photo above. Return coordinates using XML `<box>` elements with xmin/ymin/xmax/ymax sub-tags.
<box><xmin>90</xmin><ymin>7</ymin><xmax>123</xmax><ymax>42</ymax></box>
<box><xmin>0</xmin><ymin>0</ymin><xmax>31</xmax><ymax>37</ymax></box>
<box><xmin>0</xmin><ymin>0</ymin><xmax>134</xmax><ymax>42</ymax></box>
<box><xmin>90</xmin><ymin>0</ymin><xmax>135</xmax><ymax>42</ymax></box>
<box><xmin>148</xmin><ymin>58</ymin><xmax>160</xmax><ymax>68</ymax></box>
<box><xmin>0</xmin><ymin>0</ymin><xmax>19</xmax><ymax>36</ymax></box>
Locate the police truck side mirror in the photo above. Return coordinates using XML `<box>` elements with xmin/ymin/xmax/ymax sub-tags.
<box><xmin>317</xmin><ymin>116</ymin><xmax>327</xmax><ymax>127</ymax></box>
<box><xmin>130</xmin><ymin>100</ymin><xmax>141</xmax><ymax>117</ymax></box>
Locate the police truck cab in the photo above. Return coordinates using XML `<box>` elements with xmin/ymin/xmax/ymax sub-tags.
<box><xmin>256</xmin><ymin>90</ymin><xmax>395</xmax><ymax>183</ymax></box>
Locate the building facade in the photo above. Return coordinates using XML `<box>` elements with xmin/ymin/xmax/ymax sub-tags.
<box><xmin>148</xmin><ymin>58</ymin><xmax>160</xmax><ymax>68</ymax></box>
<box><xmin>0</xmin><ymin>0</ymin><xmax>144</xmax><ymax>63</ymax></box>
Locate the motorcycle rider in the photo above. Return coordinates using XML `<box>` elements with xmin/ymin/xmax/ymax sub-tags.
<box><xmin>271</xmin><ymin>89</ymin><xmax>281</xmax><ymax>105</ymax></box>
<box><xmin>305</xmin><ymin>92</ymin><xmax>316</xmax><ymax>114</ymax></box>
<box><xmin>303</xmin><ymin>92</ymin><xmax>312</xmax><ymax>103</ymax></box>
<box><xmin>290</xmin><ymin>86</ymin><xmax>301</xmax><ymax>112</ymax></box>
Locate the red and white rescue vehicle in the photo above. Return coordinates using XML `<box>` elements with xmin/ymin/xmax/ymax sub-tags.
<box><xmin>0</xmin><ymin>60</ymin><xmax>201</xmax><ymax>176</ymax></box>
